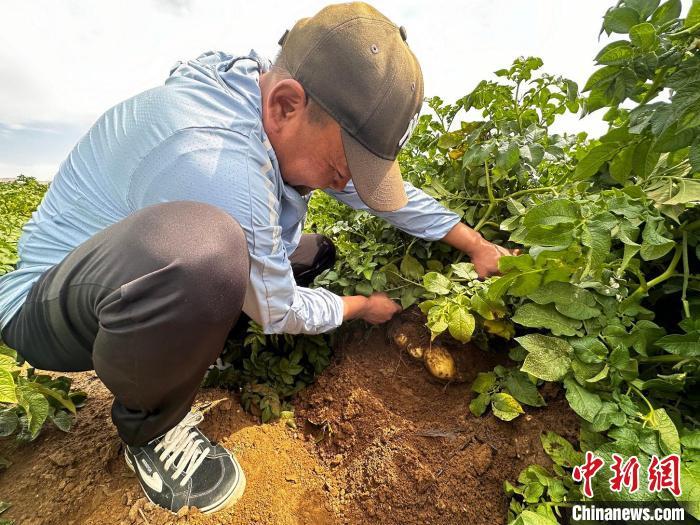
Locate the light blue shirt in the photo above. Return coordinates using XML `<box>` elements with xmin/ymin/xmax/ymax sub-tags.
<box><xmin>0</xmin><ymin>50</ymin><xmax>460</xmax><ymax>335</ymax></box>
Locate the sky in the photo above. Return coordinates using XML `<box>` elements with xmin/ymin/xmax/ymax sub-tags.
<box><xmin>0</xmin><ymin>0</ymin><xmax>618</xmax><ymax>181</ymax></box>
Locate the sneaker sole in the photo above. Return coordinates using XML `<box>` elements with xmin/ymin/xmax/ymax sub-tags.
<box><xmin>125</xmin><ymin>450</ymin><xmax>246</xmax><ymax>515</ymax></box>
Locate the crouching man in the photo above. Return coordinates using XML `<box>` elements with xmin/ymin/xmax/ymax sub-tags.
<box><xmin>0</xmin><ymin>2</ymin><xmax>510</xmax><ymax>515</ymax></box>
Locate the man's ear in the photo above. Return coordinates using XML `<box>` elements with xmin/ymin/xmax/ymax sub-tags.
<box><xmin>265</xmin><ymin>79</ymin><xmax>307</xmax><ymax>132</ymax></box>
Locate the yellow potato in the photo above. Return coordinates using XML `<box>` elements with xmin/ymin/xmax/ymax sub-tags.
<box><xmin>406</xmin><ymin>343</ymin><xmax>424</xmax><ymax>359</ymax></box>
<box><xmin>423</xmin><ymin>345</ymin><xmax>457</xmax><ymax>381</ymax></box>
<box><xmin>392</xmin><ymin>331</ymin><xmax>410</xmax><ymax>349</ymax></box>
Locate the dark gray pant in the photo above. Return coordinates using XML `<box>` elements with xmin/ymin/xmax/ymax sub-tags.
<box><xmin>1</xmin><ymin>201</ymin><xmax>335</xmax><ymax>446</ymax></box>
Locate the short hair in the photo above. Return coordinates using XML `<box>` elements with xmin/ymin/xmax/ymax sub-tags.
<box><xmin>270</xmin><ymin>54</ymin><xmax>332</xmax><ymax>127</ymax></box>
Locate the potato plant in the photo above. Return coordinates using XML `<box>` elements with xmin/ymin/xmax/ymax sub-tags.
<box><xmin>0</xmin><ymin>1</ymin><xmax>698</xmax><ymax>521</ymax></box>
<box><xmin>0</xmin><ymin>176</ymin><xmax>87</xmax><ymax>463</ymax></box>
<box><xmin>305</xmin><ymin>1</ymin><xmax>700</xmax><ymax>522</ymax></box>
<box><xmin>206</xmin><ymin>321</ymin><xmax>332</xmax><ymax>422</ymax></box>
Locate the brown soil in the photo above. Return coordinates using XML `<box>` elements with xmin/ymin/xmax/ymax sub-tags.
<box><xmin>0</xmin><ymin>313</ymin><xmax>578</xmax><ymax>525</ymax></box>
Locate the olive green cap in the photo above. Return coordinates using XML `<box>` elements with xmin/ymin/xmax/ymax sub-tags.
<box><xmin>278</xmin><ymin>2</ymin><xmax>423</xmax><ymax>211</ymax></box>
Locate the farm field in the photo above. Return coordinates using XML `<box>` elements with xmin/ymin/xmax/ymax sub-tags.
<box><xmin>0</xmin><ymin>323</ymin><xmax>578</xmax><ymax>524</ymax></box>
<box><xmin>1</xmin><ymin>1</ymin><xmax>700</xmax><ymax>524</ymax></box>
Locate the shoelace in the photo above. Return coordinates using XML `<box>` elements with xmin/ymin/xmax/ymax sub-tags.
<box><xmin>153</xmin><ymin>411</ymin><xmax>212</xmax><ymax>487</ymax></box>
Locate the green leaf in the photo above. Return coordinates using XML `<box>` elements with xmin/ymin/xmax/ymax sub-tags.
<box><xmin>523</xmin><ymin>199</ymin><xmax>579</xmax><ymax>227</ymax></box>
<box><xmin>555</xmin><ymin>302</ymin><xmax>601</xmax><ymax>321</ymax></box>
<box><xmin>491</xmin><ymin>392</ymin><xmax>524</xmax><ymax>421</ymax></box>
<box><xmin>469</xmin><ymin>393</ymin><xmax>491</xmax><ymax>417</ymax></box>
<box><xmin>609</xmin><ymin>145</ymin><xmax>636</xmax><ymax>183</ymax></box>
<box><xmin>527</xmin><ymin>281</ymin><xmax>595</xmax><ymax>306</ymax></box>
<box><xmin>28</xmin><ymin>382</ymin><xmax>76</xmax><ymax>414</ymax></box>
<box><xmin>520</xmin><ymin>143</ymin><xmax>545</xmax><ymax>167</ymax></box>
<box><xmin>355</xmin><ymin>281</ymin><xmax>373</xmax><ymax>297</ymax></box>
<box><xmin>0</xmin><ymin>370</ymin><xmax>17</xmax><ymax>404</ymax></box>
<box><xmin>498</xmin><ymin>254</ymin><xmax>534</xmax><ymax>273</ymax></box>
<box><xmin>50</xmin><ymin>410</ymin><xmax>74</xmax><ymax>433</ymax></box>
<box><xmin>585</xmin><ymin>364</ymin><xmax>609</xmax><ymax>383</ymax></box>
<box><xmin>680</xmin><ymin>461</ymin><xmax>700</xmax><ymax>519</ymax></box>
<box><xmin>563</xmin><ymin>378</ymin><xmax>603</xmax><ymax>423</ymax></box>
<box><xmin>400</xmin><ymin>255</ymin><xmax>424</xmax><ymax>281</ymax></box>
<box><xmin>651</xmin><ymin>0</ymin><xmax>681</xmax><ymax>26</ymax></box>
<box><xmin>509</xmin><ymin>272</ymin><xmax>543</xmax><ymax>297</ymax></box>
<box><xmin>664</xmin><ymin>179</ymin><xmax>700</xmax><ymax>205</ymax></box>
<box><xmin>471</xmin><ymin>372</ymin><xmax>497</xmax><ymax>394</ymax></box>
<box><xmin>496</xmin><ymin>142</ymin><xmax>520</xmax><ymax>171</ymax></box>
<box><xmin>574</xmin><ymin>143</ymin><xmax>620</xmax><ymax>180</ymax></box>
<box><xmin>517</xmin><ymin>334</ymin><xmax>573</xmax><ymax>381</ymax></box>
<box><xmin>590</xmin><ymin>401</ymin><xmax>626</xmax><ymax>432</ymax></box>
<box><xmin>470</xmin><ymin>293</ymin><xmax>495</xmax><ymax>320</ymax></box>
<box><xmin>422</xmin><ymin>272</ymin><xmax>452</xmax><ymax>295</ymax></box>
<box><xmin>640</xmin><ymin>220</ymin><xmax>674</xmax><ymax>261</ymax></box>
<box><xmin>690</xmin><ymin>138</ymin><xmax>700</xmax><ymax>172</ymax></box>
<box><xmin>0</xmin><ymin>409</ymin><xmax>19</xmax><ymax>437</ymax></box>
<box><xmin>656</xmin><ymin>332</ymin><xmax>700</xmax><ymax>356</ymax></box>
<box><xmin>486</xmin><ymin>272</ymin><xmax>519</xmax><ymax>301</ymax></box>
<box><xmin>451</xmin><ymin>262</ymin><xmax>479</xmax><ymax>280</ymax></box>
<box><xmin>572</xmin><ymin>337</ymin><xmax>608</xmax><ymax>363</ymax></box>
<box><xmin>448</xmin><ymin>306</ymin><xmax>475</xmax><ymax>343</ymax></box>
<box><xmin>627</xmin><ymin>0</ymin><xmax>661</xmax><ymax>19</ymax></box>
<box><xmin>462</xmin><ymin>144</ymin><xmax>491</xmax><ymax>168</ymax></box>
<box><xmin>16</xmin><ymin>385</ymin><xmax>49</xmax><ymax>439</ymax></box>
<box><xmin>509</xmin><ymin>510</ymin><xmax>559</xmax><ymax>525</ymax></box>
<box><xmin>629</xmin><ymin>22</ymin><xmax>659</xmax><ymax>50</ymax></box>
<box><xmin>504</xmin><ymin>371</ymin><xmax>546</xmax><ymax>407</ymax></box>
<box><xmin>604</xmin><ymin>7</ymin><xmax>641</xmax><ymax>33</ymax></box>
<box><xmin>541</xmin><ymin>432</ymin><xmax>583</xmax><ymax>467</ymax></box>
<box><xmin>686</xmin><ymin>0</ymin><xmax>700</xmax><ymax>28</ymax></box>
<box><xmin>437</xmin><ymin>132</ymin><xmax>461</xmax><ymax>150</ymax></box>
<box><xmin>370</xmin><ymin>271</ymin><xmax>387</xmax><ymax>291</ymax></box>
<box><xmin>681</xmin><ymin>429</ymin><xmax>700</xmax><ymax>449</ymax></box>
<box><xmin>654</xmin><ymin>126</ymin><xmax>697</xmax><ymax>152</ymax></box>
<box><xmin>649</xmin><ymin>408</ymin><xmax>681</xmax><ymax>455</ymax></box>
<box><xmin>426</xmin><ymin>306</ymin><xmax>448</xmax><ymax>337</ymax></box>
<box><xmin>512</xmin><ymin>303</ymin><xmax>581</xmax><ymax>337</ymax></box>
<box><xmin>595</xmin><ymin>40</ymin><xmax>635</xmax><ymax>65</ymax></box>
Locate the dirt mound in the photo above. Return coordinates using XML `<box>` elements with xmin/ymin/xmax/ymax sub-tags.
<box><xmin>0</xmin><ymin>316</ymin><xmax>578</xmax><ymax>524</ymax></box>
<box><xmin>295</xmin><ymin>316</ymin><xmax>579</xmax><ymax>524</ymax></box>
<box><xmin>0</xmin><ymin>377</ymin><xmax>334</xmax><ymax>525</ymax></box>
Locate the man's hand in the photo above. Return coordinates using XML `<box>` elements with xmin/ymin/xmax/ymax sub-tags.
<box><xmin>441</xmin><ymin>222</ymin><xmax>520</xmax><ymax>279</ymax></box>
<box><xmin>343</xmin><ymin>292</ymin><xmax>402</xmax><ymax>324</ymax></box>
<box><xmin>469</xmin><ymin>240</ymin><xmax>519</xmax><ymax>279</ymax></box>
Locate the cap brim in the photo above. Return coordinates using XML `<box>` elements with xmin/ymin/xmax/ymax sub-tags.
<box><xmin>341</xmin><ymin>129</ymin><xmax>408</xmax><ymax>212</ymax></box>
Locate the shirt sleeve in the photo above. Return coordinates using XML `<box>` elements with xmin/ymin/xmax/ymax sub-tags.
<box><xmin>324</xmin><ymin>180</ymin><xmax>461</xmax><ymax>241</ymax></box>
<box><xmin>127</xmin><ymin>127</ymin><xmax>344</xmax><ymax>335</ymax></box>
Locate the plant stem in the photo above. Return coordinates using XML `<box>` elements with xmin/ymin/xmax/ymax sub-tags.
<box><xmin>630</xmin><ymin>384</ymin><xmax>655</xmax><ymax>415</ymax></box>
<box><xmin>682</xmin><ymin>231</ymin><xmax>690</xmax><ymax>318</ymax></box>
<box><xmin>646</xmin><ymin>246</ymin><xmax>682</xmax><ymax>289</ymax></box>
<box><xmin>668</xmin><ymin>22</ymin><xmax>700</xmax><ymax>38</ymax></box>
<box><xmin>454</xmin><ymin>186</ymin><xmax>557</xmax><ymax>204</ymax></box>
<box><xmin>506</xmin><ymin>186</ymin><xmax>559</xmax><ymax>199</ymax></box>
<box><xmin>514</xmin><ymin>81</ymin><xmax>523</xmax><ymax>134</ymax></box>
<box><xmin>475</xmin><ymin>162</ymin><xmax>496</xmax><ymax>232</ymax></box>
<box><xmin>639</xmin><ymin>67</ymin><xmax>669</xmax><ymax>105</ymax></box>
<box><xmin>628</xmin><ymin>246</ymin><xmax>682</xmax><ymax>302</ymax></box>
<box><xmin>686</xmin><ymin>218</ymin><xmax>700</xmax><ymax>232</ymax></box>
<box><xmin>637</xmin><ymin>355</ymin><xmax>693</xmax><ymax>364</ymax></box>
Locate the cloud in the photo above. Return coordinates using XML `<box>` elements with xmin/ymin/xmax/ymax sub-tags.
<box><xmin>152</xmin><ymin>0</ymin><xmax>192</xmax><ymax>15</ymax></box>
<box><xmin>0</xmin><ymin>0</ymin><xmax>616</xmax><ymax>179</ymax></box>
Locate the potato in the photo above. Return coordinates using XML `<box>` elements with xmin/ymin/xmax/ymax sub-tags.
<box><xmin>389</xmin><ymin>321</ymin><xmax>428</xmax><ymax>361</ymax></box>
<box><xmin>406</xmin><ymin>343</ymin><xmax>424</xmax><ymax>360</ymax></box>
<box><xmin>392</xmin><ymin>330</ymin><xmax>410</xmax><ymax>349</ymax></box>
<box><xmin>423</xmin><ymin>345</ymin><xmax>457</xmax><ymax>381</ymax></box>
